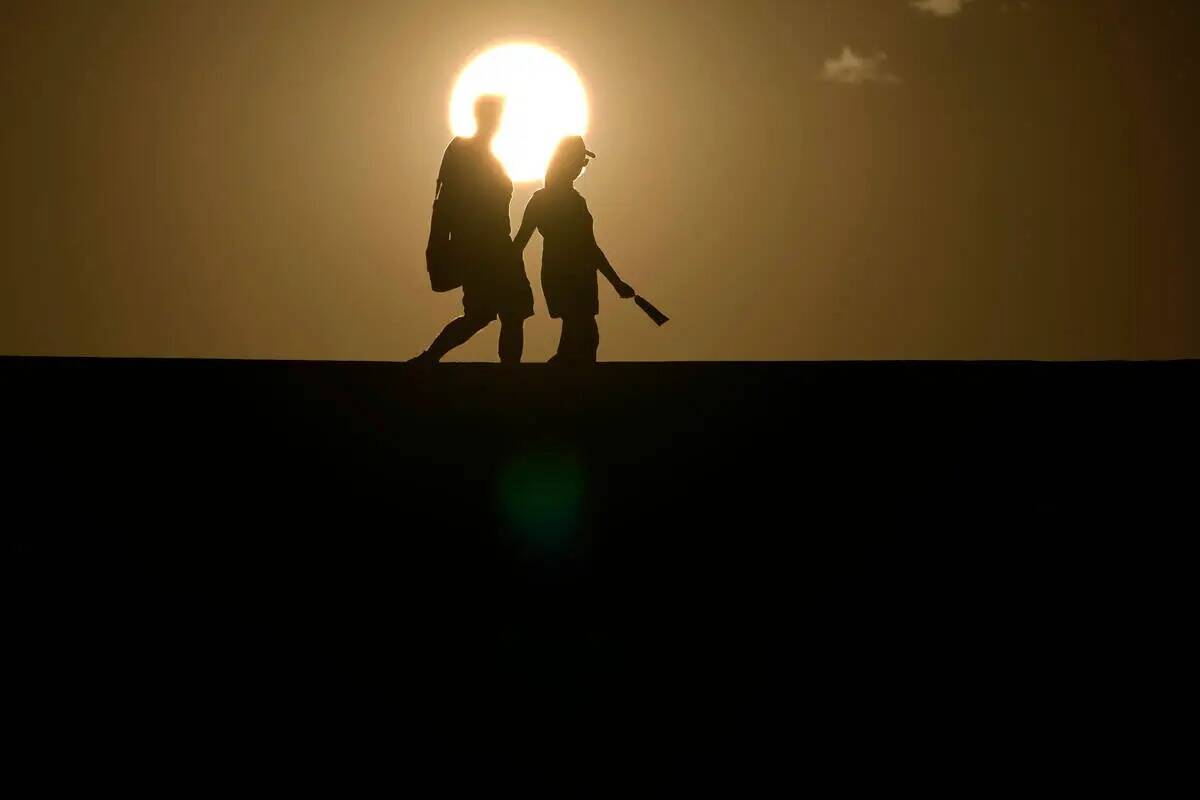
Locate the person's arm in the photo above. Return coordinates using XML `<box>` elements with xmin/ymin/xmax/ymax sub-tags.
<box><xmin>512</xmin><ymin>193</ymin><xmax>541</xmax><ymax>252</ymax></box>
<box><xmin>587</xmin><ymin>209</ymin><xmax>635</xmax><ymax>299</ymax></box>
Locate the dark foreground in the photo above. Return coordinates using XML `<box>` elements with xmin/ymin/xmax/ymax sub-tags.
<box><xmin>7</xmin><ymin>358</ymin><xmax>1196</xmax><ymax>736</ymax></box>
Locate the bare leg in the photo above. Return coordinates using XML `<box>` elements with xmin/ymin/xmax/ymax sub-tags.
<box><xmin>584</xmin><ymin>316</ymin><xmax>599</xmax><ymax>363</ymax></box>
<box><xmin>553</xmin><ymin>316</ymin><xmax>598</xmax><ymax>364</ymax></box>
<box><xmin>498</xmin><ymin>313</ymin><xmax>524</xmax><ymax>364</ymax></box>
<box><xmin>551</xmin><ymin>318</ymin><xmax>574</xmax><ymax>363</ymax></box>
<box><xmin>420</xmin><ymin>314</ymin><xmax>493</xmax><ymax>362</ymax></box>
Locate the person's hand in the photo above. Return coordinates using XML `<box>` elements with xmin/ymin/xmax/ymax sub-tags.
<box><xmin>615</xmin><ymin>281</ymin><xmax>636</xmax><ymax>299</ymax></box>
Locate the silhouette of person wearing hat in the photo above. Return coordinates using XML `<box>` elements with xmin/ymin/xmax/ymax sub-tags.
<box><xmin>513</xmin><ymin>136</ymin><xmax>635</xmax><ymax>363</ymax></box>
<box><xmin>411</xmin><ymin>95</ymin><xmax>534</xmax><ymax>364</ymax></box>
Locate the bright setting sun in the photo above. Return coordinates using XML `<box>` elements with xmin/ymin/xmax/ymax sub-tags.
<box><xmin>449</xmin><ymin>43</ymin><xmax>589</xmax><ymax>183</ymax></box>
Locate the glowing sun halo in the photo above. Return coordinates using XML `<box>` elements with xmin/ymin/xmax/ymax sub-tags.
<box><xmin>450</xmin><ymin>43</ymin><xmax>589</xmax><ymax>183</ymax></box>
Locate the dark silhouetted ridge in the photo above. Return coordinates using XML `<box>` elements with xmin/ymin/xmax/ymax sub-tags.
<box><xmin>6</xmin><ymin>357</ymin><xmax>1195</xmax><ymax>722</ymax></box>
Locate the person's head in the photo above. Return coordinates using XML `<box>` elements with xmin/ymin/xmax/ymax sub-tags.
<box><xmin>544</xmin><ymin>136</ymin><xmax>596</xmax><ymax>188</ymax></box>
<box><xmin>473</xmin><ymin>95</ymin><xmax>505</xmax><ymax>143</ymax></box>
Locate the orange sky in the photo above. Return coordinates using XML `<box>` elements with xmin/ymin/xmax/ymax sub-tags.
<box><xmin>2</xmin><ymin>0</ymin><xmax>1196</xmax><ymax>361</ymax></box>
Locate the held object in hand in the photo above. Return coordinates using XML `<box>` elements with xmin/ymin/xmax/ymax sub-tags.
<box><xmin>634</xmin><ymin>295</ymin><xmax>669</xmax><ymax>327</ymax></box>
<box><xmin>426</xmin><ymin>179</ymin><xmax>462</xmax><ymax>293</ymax></box>
<box><xmin>426</xmin><ymin>236</ymin><xmax>463</xmax><ymax>293</ymax></box>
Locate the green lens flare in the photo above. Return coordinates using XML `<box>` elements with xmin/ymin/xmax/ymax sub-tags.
<box><xmin>497</xmin><ymin>452</ymin><xmax>585</xmax><ymax>553</ymax></box>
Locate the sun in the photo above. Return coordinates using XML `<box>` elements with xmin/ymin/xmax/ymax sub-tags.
<box><xmin>450</xmin><ymin>43</ymin><xmax>589</xmax><ymax>183</ymax></box>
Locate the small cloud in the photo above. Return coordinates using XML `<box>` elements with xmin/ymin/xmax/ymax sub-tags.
<box><xmin>822</xmin><ymin>47</ymin><xmax>901</xmax><ymax>86</ymax></box>
<box><xmin>911</xmin><ymin>0</ymin><xmax>975</xmax><ymax>17</ymax></box>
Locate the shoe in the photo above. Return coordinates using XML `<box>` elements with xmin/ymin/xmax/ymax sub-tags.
<box><xmin>406</xmin><ymin>351</ymin><xmax>439</xmax><ymax>366</ymax></box>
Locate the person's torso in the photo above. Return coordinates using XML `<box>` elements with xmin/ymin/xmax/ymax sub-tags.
<box><xmin>537</xmin><ymin>188</ymin><xmax>594</xmax><ymax>270</ymax></box>
<box><xmin>442</xmin><ymin>138</ymin><xmax>512</xmax><ymax>240</ymax></box>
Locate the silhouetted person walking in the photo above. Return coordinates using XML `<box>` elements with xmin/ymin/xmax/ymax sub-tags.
<box><xmin>412</xmin><ymin>96</ymin><xmax>534</xmax><ymax>364</ymax></box>
<box><xmin>513</xmin><ymin>136</ymin><xmax>634</xmax><ymax>363</ymax></box>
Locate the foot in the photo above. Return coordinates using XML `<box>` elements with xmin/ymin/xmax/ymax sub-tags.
<box><xmin>406</xmin><ymin>351</ymin><xmax>439</xmax><ymax>366</ymax></box>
